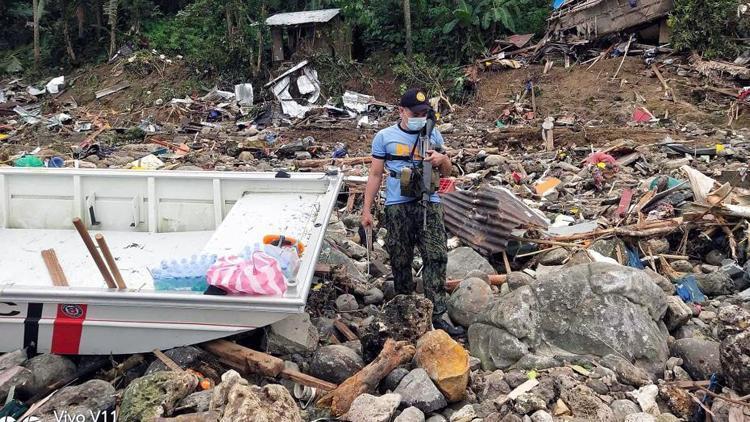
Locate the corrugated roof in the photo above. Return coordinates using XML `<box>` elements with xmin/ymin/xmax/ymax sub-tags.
<box><xmin>442</xmin><ymin>186</ymin><xmax>549</xmax><ymax>254</ymax></box>
<box><xmin>266</xmin><ymin>9</ymin><xmax>340</xmax><ymax>26</ymax></box>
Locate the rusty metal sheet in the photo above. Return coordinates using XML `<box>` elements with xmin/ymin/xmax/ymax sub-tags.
<box><xmin>442</xmin><ymin>186</ymin><xmax>549</xmax><ymax>254</ymax></box>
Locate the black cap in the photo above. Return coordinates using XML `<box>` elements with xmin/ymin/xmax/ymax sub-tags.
<box><xmin>399</xmin><ymin>88</ymin><xmax>431</xmax><ymax>113</ymax></box>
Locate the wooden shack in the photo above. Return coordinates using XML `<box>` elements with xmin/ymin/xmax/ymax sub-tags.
<box><xmin>265</xmin><ymin>8</ymin><xmax>351</xmax><ymax>63</ymax></box>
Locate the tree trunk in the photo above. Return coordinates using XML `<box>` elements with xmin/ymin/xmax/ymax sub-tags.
<box><xmin>225</xmin><ymin>4</ymin><xmax>233</xmax><ymax>44</ymax></box>
<box><xmin>75</xmin><ymin>2</ymin><xmax>85</xmax><ymax>38</ymax></box>
<box><xmin>33</xmin><ymin>0</ymin><xmax>41</xmax><ymax>70</ymax></box>
<box><xmin>62</xmin><ymin>0</ymin><xmax>77</xmax><ymax>62</ymax></box>
<box><xmin>94</xmin><ymin>0</ymin><xmax>102</xmax><ymax>39</ymax></box>
<box><xmin>107</xmin><ymin>0</ymin><xmax>117</xmax><ymax>58</ymax></box>
<box><xmin>317</xmin><ymin>339</ymin><xmax>416</xmax><ymax>416</ymax></box>
<box><xmin>403</xmin><ymin>0</ymin><xmax>412</xmax><ymax>57</ymax></box>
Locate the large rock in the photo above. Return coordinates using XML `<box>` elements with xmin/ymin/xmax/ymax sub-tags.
<box><xmin>22</xmin><ymin>354</ymin><xmax>77</xmax><ymax>396</ymax></box>
<box><xmin>447</xmin><ymin>278</ymin><xmax>493</xmax><ymax>328</ymax></box>
<box><xmin>361</xmin><ymin>295</ymin><xmax>433</xmax><ymax>362</ymax></box>
<box><xmin>627</xmin><ymin>385</ymin><xmax>659</xmax><ymax>416</ymax></box>
<box><xmin>560</xmin><ymin>383</ymin><xmax>615</xmax><ymax>421</ymax></box>
<box><xmin>394</xmin><ymin>368</ymin><xmax>448</xmax><ymax>413</ymax></box>
<box><xmin>220</xmin><ymin>383</ymin><xmax>302</xmax><ymax>422</ymax></box>
<box><xmin>310</xmin><ymin>345</ymin><xmax>364</xmax><ymax>384</ymax></box>
<box><xmin>119</xmin><ymin>371</ymin><xmax>198</xmax><ymax>422</ymax></box>
<box><xmin>0</xmin><ymin>350</ymin><xmax>27</xmax><ymax>372</ymax></box>
<box><xmin>469</xmin><ymin>263</ymin><xmax>669</xmax><ymax>376</ymax></box>
<box><xmin>343</xmin><ymin>393</ymin><xmax>401</xmax><ymax>422</ymax></box>
<box><xmin>318</xmin><ymin>241</ymin><xmax>368</xmax><ymax>293</ymax></box>
<box><xmin>0</xmin><ymin>366</ymin><xmax>33</xmax><ymax>403</ymax></box>
<box><xmin>395</xmin><ymin>406</ymin><xmax>426</xmax><ymax>422</ymax></box>
<box><xmin>696</xmin><ymin>272</ymin><xmax>732</xmax><ymax>296</ymax></box>
<box><xmin>720</xmin><ymin>330</ymin><xmax>750</xmax><ymax>394</ymax></box>
<box><xmin>664</xmin><ymin>296</ymin><xmax>692</xmax><ymax>332</ymax></box>
<box><xmin>415</xmin><ymin>330</ymin><xmax>469</xmax><ymax>402</ymax></box>
<box><xmin>447</xmin><ymin>247</ymin><xmax>496</xmax><ymax>280</ymax></box>
<box><xmin>34</xmin><ymin>379</ymin><xmax>116</xmax><ymax>422</ymax></box>
<box><xmin>600</xmin><ymin>355</ymin><xmax>651</xmax><ymax>387</ymax></box>
<box><xmin>264</xmin><ymin>313</ymin><xmax>319</xmax><ymax>355</ymax></box>
<box><xmin>449</xmin><ymin>404</ymin><xmax>477</xmax><ymax>422</ymax></box>
<box><xmin>670</xmin><ymin>338</ymin><xmax>722</xmax><ymax>380</ymax></box>
<box><xmin>611</xmin><ymin>399</ymin><xmax>641</xmax><ymax>422</ymax></box>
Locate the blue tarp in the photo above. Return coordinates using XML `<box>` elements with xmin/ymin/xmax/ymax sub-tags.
<box><xmin>553</xmin><ymin>0</ymin><xmax>565</xmax><ymax>9</ymax></box>
<box><xmin>676</xmin><ymin>275</ymin><xmax>706</xmax><ymax>303</ymax></box>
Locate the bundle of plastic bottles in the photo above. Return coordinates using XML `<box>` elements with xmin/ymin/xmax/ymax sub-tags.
<box><xmin>151</xmin><ymin>254</ymin><xmax>217</xmax><ymax>291</ymax></box>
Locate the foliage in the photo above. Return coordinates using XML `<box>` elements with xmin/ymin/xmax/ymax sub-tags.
<box><xmin>143</xmin><ymin>0</ymin><xmax>266</xmax><ymax>80</ymax></box>
<box><xmin>669</xmin><ymin>0</ymin><xmax>749</xmax><ymax>59</ymax></box>
<box><xmin>310</xmin><ymin>54</ymin><xmax>372</xmax><ymax>101</ymax></box>
<box><xmin>391</xmin><ymin>53</ymin><xmax>472</xmax><ymax>103</ymax></box>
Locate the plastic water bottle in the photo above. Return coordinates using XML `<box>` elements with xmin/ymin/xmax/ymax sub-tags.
<box><xmin>151</xmin><ymin>255</ymin><xmax>215</xmax><ymax>291</ymax></box>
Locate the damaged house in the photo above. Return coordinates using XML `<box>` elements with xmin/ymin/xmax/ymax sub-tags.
<box><xmin>549</xmin><ymin>0</ymin><xmax>674</xmax><ymax>42</ymax></box>
<box><xmin>265</xmin><ymin>8</ymin><xmax>352</xmax><ymax>63</ymax></box>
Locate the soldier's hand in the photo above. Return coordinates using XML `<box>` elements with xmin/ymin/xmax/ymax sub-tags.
<box><xmin>425</xmin><ymin>150</ymin><xmax>447</xmax><ymax>166</ymax></box>
<box><xmin>361</xmin><ymin>210</ymin><xmax>373</xmax><ymax>229</ymax></box>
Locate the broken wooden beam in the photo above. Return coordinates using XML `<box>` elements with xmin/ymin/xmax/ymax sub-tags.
<box><xmin>72</xmin><ymin>218</ymin><xmax>117</xmax><ymax>288</ymax></box>
<box><xmin>95</xmin><ymin>81</ymin><xmax>130</xmax><ymax>99</ymax></box>
<box><xmin>317</xmin><ymin>339</ymin><xmax>416</xmax><ymax>416</ymax></box>
<box><xmin>334</xmin><ymin>319</ymin><xmax>358</xmax><ymax>341</ymax></box>
<box><xmin>202</xmin><ymin>339</ymin><xmax>337</xmax><ymax>392</ymax></box>
<box><xmin>153</xmin><ymin>349</ymin><xmax>183</xmax><ymax>372</ymax></box>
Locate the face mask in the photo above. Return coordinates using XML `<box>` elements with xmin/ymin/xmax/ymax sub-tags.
<box><xmin>406</xmin><ymin>117</ymin><xmax>427</xmax><ymax>131</ymax></box>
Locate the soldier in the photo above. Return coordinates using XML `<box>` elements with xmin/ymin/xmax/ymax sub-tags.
<box><xmin>361</xmin><ymin>88</ymin><xmax>464</xmax><ymax>337</ymax></box>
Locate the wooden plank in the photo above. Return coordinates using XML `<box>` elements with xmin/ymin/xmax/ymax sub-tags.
<box><xmin>72</xmin><ymin>218</ymin><xmax>117</xmax><ymax>288</ymax></box>
<box><xmin>153</xmin><ymin>349</ymin><xmax>183</xmax><ymax>372</ymax></box>
<box><xmin>314</xmin><ymin>263</ymin><xmax>332</xmax><ymax>275</ymax></box>
<box><xmin>281</xmin><ymin>368</ymin><xmax>338</xmax><ymax>392</ymax></box>
<box><xmin>616</xmin><ymin>188</ymin><xmax>633</xmax><ymax>218</ymax></box>
<box><xmin>334</xmin><ymin>319</ymin><xmax>358</xmax><ymax>341</ymax></box>
<box><xmin>203</xmin><ymin>339</ymin><xmax>284</xmax><ymax>377</ymax></box>
<box><xmin>95</xmin><ymin>234</ymin><xmax>127</xmax><ymax>289</ymax></box>
<box><xmin>95</xmin><ymin>81</ymin><xmax>130</xmax><ymax>99</ymax></box>
<box><xmin>41</xmin><ymin>249</ymin><xmax>69</xmax><ymax>287</ymax></box>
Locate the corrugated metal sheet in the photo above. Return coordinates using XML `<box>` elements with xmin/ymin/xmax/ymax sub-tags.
<box><xmin>442</xmin><ymin>186</ymin><xmax>549</xmax><ymax>254</ymax></box>
<box><xmin>266</xmin><ymin>9</ymin><xmax>340</xmax><ymax>26</ymax></box>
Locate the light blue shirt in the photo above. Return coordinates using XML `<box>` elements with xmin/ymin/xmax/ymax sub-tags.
<box><xmin>371</xmin><ymin>123</ymin><xmax>445</xmax><ymax>206</ymax></box>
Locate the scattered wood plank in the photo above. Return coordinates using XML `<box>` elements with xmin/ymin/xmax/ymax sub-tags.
<box><xmin>612</xmin><ymin>34</ymin><xmax>634</xmax><ymax>81</ymax></box>
<box><xmin>314</xmin><ymin>263</ymin><xmax>332</xmax><ymax>275</ymax></box>
<box><xmin>616</xmin><ymin>188</ymin><xmax>634</xmax><ymax>218</ymax></box>
<box><xmin>41</xmin><ymin>249</ymin><xmax>68</xmax><ymax>286</ymax></box>
<box><xmin>202</xmin><ymin>339</ymin><xmax>337</xmax><ymax>392</ymax></box>
<box><xmin>334</xmin><ymin>319</ymin><xmax>358</xmax><ymax>341</ymax></box>
<box><xmin>153</xmin><ymin>349</ymin><xmax>183</xmax><ymax>372</ymax></box>
<box><xmin>495</xmin><ymin>379</ymin><xmax>539</xmax><ymax>407</ymax></box>
<box><xmin>317</xmin><ymin>339</ymin><xmax>416</xmax><ymax>416</ymax></box>
<box><xmin>95</xmin><ymin>81</ymin><xmax>130</xmax><ymax>99</ymax></box>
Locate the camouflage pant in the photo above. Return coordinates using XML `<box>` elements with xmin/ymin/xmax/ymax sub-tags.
<box><xmin>384</xmin><ymin>201</ymin><xmax>448</xmax><ymax>316</ymax></box>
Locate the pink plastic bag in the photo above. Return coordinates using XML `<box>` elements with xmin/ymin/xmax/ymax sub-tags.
<box><xmin>206</xmin><ymin>252</ymin><xmax>287</xmax><ymax>296</ymax></box>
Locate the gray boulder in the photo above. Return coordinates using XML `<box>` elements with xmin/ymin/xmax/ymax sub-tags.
<box><xmin>34</xmin><ymin>379</ymin><xmax>116</xmax><ymax>422</ymax></box>
<box><xmin>0</xmin><ymin>366</ymin><xmax>33</xmax><ymax>403</ymax></box>
<box><xmin>664</xmin><ymin>296</ymin><xmax>692</xmax><ymax>331</ymax></box>
<box><xmin>469</xmin><ymin>263</ymin><xmax>669</xmax><ymax>376</ymax></box>
<box><xmin>601</xmin><ymin>355</ymin><xmax>651</xmax><ymax>387</ymax></box>
<box><xmin>344</xmin><ymin>393</ymin><xmax>401</xmax><ymax>422</ymax></box>
<box><xmin>394</xmin><ymin>368</ymin><xmax>448</xmax><ymax>414</ymax></box>
<box><xmin>0</xmin><ymin>350</ymin><xmax>27</xmax><ymax>372</ymax></box>
<box><xmin>696</xmin><ymin>272</ymin><xmax>732</xmax><ymax>296</ymax></box>
<box><xmin>530</xmin><ymin>410</ymin><xmax>554</xmax><ymax>422</ymax></box>
<box><xmin>119</xmin><ymin>371</ymin><xmax>198</xmax><ymax>422</ymax></box>
<box><xmin>506</xmin><ymin>272</ymin><xmax>534</xmax><ymax>290</ymax></box>
<box><xmin>382</xmin><ymin>367</ymin><xmax>410</xmax><ymax>392</ymax></box>
<box><xmin>337</xmin><ymin>294</ymin><xmax>359</xmax><ymax>312</ymax></box>
<box><xmin>395</xmin><ymin>406</ymin><xmax>426</xmax><ymax>422</ymax></box>
<box><xmin>264</xmin><ymin>313</ymin><xmax>319</xmax><ymax>355</ymax></box>
<box><xmin>720</xmin><ymin>330</ymin><xmax>750</xmax><ymax>394</ymax></box>
<box><xmin>310</xmin><ymin>345</ymin><xmax>364</xmax><ymax>384</ymax></box>
<box><xmin>539</xmin><ymin>248</ymin><xmax>570</xmax><ymax>266</ymax></box>
<box><xmin>561</xmin><ymin>383</ymin><xmax>615</xmax><ymax>421</ymax></box>
<box><xmin>447</xmin><ymin>277</ymin><xmax>493</xmax><ymax>328</ymax></box>
<box><xmin>22</xmin><ymin>354</ymin><xmax>77</xmax><ymax>396</ymax></box>
<box><xmin>611</xmin><ymin>399</ymin><xmax>641</xmax><ymax>422</ymax></box>
<box><xmin>447</xmin><ymin>247</ymin><xmax>496</xmax><ymax>280</ymax></box>
<box><xmin>671</xmin><ymin>338</ymin><xmax>722</xmax><ymax>380</ymax></box>
<box><xmin>318</xmin><ymin>241</ymin><xmax>368</xmax><ymax>293</ymax></box>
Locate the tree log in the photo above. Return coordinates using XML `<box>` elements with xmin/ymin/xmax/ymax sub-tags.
<box><xmin>317</xmin><ymin>338</ymin><xmax>416</xmax><ymax>416</ymax></box>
